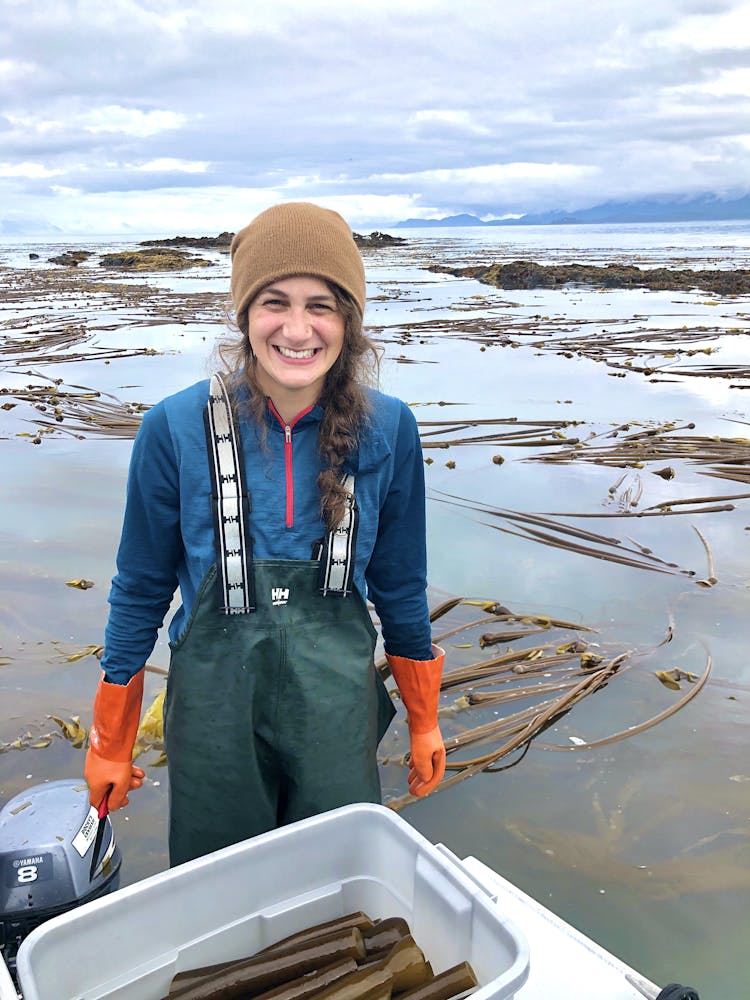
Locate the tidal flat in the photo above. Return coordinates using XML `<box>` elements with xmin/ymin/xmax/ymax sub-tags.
<box><xmin>1</xmin><ymin>222</ymin><xmax>749</xmax><ymax>996</ymax></box>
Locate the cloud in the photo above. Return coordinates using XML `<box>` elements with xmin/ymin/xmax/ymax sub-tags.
<box><xmin>81</xmin><ymin>107</ymin><xmax>190</xmax><ymax>137</ymax></box>
<box><xmin>0</xmin><ymin>0</ymin><xmax>748</xmax><ymax>231</ymax></box>
<box><xmin>0</xmin><ymin>161</ymin><xmax>63</xmax><ymax>179</ymax></box>
<box><xmin>135</xmin><ymin>158</ymin><xmax>209</xmax><ymax>174</ymax></box>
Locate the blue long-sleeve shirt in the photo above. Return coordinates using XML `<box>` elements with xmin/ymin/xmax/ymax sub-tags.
<box><xmin>102</xmin><ymin>379</ymin><xmax>433</xmax><ymax>682</ymax></box>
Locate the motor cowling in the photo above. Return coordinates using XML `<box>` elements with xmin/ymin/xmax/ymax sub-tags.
<box><xmin>0</xmin><ymin>779</ymin><xmax>121</xmax><ymax>978</ymax></box>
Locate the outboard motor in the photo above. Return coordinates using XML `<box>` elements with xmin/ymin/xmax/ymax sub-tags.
<box><xmin>0</xmin><ymin>779</ymin><xmax>121</xmax><ymax>981</ymax></box>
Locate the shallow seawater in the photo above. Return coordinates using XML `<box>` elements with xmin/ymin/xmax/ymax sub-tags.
<box><xmin>1</xmin><ymin>223</ymin><xmax>749</xmax><ymax>997</ymax></box>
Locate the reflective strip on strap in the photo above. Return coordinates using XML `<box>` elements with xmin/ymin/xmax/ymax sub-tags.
<box><xmin>206</xmin><ymin>374</ymin><xmax>355</xmax><ymax>604</ymax></box>
<box><xmin>319</xmin><ymin>473</ymin><xmax>358</xmax><ymax>597</ymax></box>
<box><xmin>205</xmin><ymin>373</ymin><xmax>255</xmax><ymax>614</ymax></box>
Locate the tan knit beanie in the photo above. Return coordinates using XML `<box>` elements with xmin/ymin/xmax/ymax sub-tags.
<box><xmin>230</xmin><ymin>202</ymin><xmax>366</xmax><ymax>323</ymax></box>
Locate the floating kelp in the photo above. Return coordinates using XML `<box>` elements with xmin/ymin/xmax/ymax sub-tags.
<box><xmin>655</xmin><ymin>668</ymin><xmax>699</xmax><ymax>690</ymax></box>
<box><xmin>523</xmin><ymin>321</ymin><xmax>749</xmax><ymax>384</ymax></box>
<box><xmin>427</xmin><ymin>260</ymin><xmax>750</xmax><ymax>297</ymax></box>
<box><xmin>2</xmin><ymin>378</ymin><xmax>151</xmax><ymax>441</ymax></box>
<box><xmin>49</xmin><ymin>715</ymin><xmax>88</xmax><ymax>748</ymax></box>
<box><xmin>0</xmin><ymin>318</ymin><xmax>162</xmax><ymax>367</ymax></box>
<box><xmin>430</xmin><ymin>492</ymin><xmax>701</xmax><ymax>579</ymax></box>
<box><xmin>1</xmin><ymin>321</ymin><xmax>94</xmax><ymax>360</ymax></box>
<box><xmin>131</xmin><ymin>688</ymin><xmax>166</xmax><ymax>761</ymax></box>
<box><xmin>418</xmin><ymin>416</ymin><xmax>581</xmax><ymax>450</ymax></box>
<box><xmin>0</xmin><ymin>730</ymin><xmax>59</xmax><ymax>753</ymax></box>
<box><xmin>369</xmin><ymin>294</ymin><xmax>749</xmax><ymax>386</ymax></box>
<box><xmin>63</xmin><ymin>644</ymin><xmax>104</xmax><ymax>662</ymax></box>
<box><xmin>527</xmin><ymin>421</ymin><xmax>750</xmax><ymax>487</ymax></box>
<box><xmin>378</xmin><ymin>598</ymin><xmax>709</xmax><ymax>810</ymax></box>
<box><xmin>32</xmin><ymin>392</ymin><xmax>151</xmax><ymax>439</ymax></box>
<box><xmin>1</xmin><ymin>689</ymin><xmax>166</xmax><ymax>761</ymax></box>
<box><xmin>365</xmin><ymin>314</ymin><xmax>518</xmax><ymax>346</ymax></box>
<box><xmin>0</xmin><ymin>258</ymin><xmax>229</xmax><ymax>326</ymax></box>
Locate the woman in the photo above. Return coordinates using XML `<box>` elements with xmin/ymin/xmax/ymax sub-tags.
<box><xmin>84</xmin><ymin>202</ymin><xmax>445</xmax><ymax>866</ymax></box>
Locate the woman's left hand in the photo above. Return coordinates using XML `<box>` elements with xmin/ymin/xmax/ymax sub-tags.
<box><xmin>407</xmin><ymin>724</ymin><xmax>446</xmax><ymax>797</ymax></box>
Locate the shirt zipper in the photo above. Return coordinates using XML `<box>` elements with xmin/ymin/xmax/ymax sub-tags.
<box><xmin>268</xmin><ymin>401</ymin><xmax>315</xmax><ymax>527</ymax></box>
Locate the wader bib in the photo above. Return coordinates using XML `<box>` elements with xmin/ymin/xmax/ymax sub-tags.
<box><xmin>164</xmin><ymin>375</ymin><xmax>395</xmax><ymax>866</ymax></box>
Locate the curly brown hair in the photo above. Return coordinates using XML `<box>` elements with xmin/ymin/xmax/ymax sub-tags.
<box><xmin>216</xmin><ymin>281</ymin><xmax>380</xmax><ymax>529</ymax></box>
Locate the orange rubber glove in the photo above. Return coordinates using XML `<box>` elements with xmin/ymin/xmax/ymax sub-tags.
<box><xmin>385</xmin><ymin>644</ymin><xmax>445</xmax><ymax>798</ymax></box>
<box><xmin>84</xmin><ymin>669</ymin><xmax>146</xmax><ymax>811</ymax></box>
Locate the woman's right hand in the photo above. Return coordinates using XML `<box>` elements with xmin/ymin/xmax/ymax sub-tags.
<box><xmin>85</xmin><ymin>668</ymin><xmax>146</xmax><ymax>810</ymax></box>
<box><xmin>84</xmin><ymin>751</ymin><xmax>145</xmax><ymax>810</ymax></box>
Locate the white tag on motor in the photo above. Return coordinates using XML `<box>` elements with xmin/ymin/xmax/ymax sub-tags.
<box><xmin>72</xmin><ymin>805</ymin><xmax>99</xmax><ymax>857</ymax></box>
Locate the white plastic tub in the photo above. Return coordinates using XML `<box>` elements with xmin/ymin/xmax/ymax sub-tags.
<box><xmin>14</xmin><ymin>803</ymin><xmax>530</xmax><ymax>1000</ymax></box>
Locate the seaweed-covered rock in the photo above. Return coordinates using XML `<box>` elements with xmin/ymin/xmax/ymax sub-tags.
<box><xmin>100</xmin><ymin>248</ymin><xmax>212</xmax><ymax>271</ymax></box>
<box><xmin>428</xmin><ymin>260</ymin><xmax>750</xmax><ymax>296</ymax></box>
<box><xmin>48</xmin><ymin>250</ymin><xmax>93</xmax><ymax>267</ymax></box>
<box><xmin>354</xmin><ymin>231</ymin><xmax>407</xmax><ymax>247</ymax></box>
<box><xmin>138</xmin><ymin>233</ymin><xmax>234</xmax><ymax>250</ymax></box>
<box><xmin>133</xmin><ymin>230</ymin><xmax>405</xmax><ymax>254</ymax></box>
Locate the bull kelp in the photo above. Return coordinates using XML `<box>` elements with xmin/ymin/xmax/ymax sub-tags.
<box><xmin>376</xmin><ymin>598</ymin><xmax>709</xmax><ymax>810</ymax></box>
<box><xmin>164</xmin><ymin>911</ymin><xmax>473</xmax><ymax>1000</ymax></box>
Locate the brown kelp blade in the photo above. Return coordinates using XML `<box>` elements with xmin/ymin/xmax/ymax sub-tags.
<box><xmin>366</xmin><ymin>935</ymin><xmax>431</xmax><ymax>992</ymax></box>
<box><xmin>168</xmin><ymin>927</ymin><xmax>366</xmax><ymax>1000</ymax></box>
<box><xmin>255</xmin><ymin>914</ymin><xmax>375</xmax><ymax>959</ymax></box>
<box><xmin>361</xmin><ymin>919</ymin><xmax>412</xmax><ymax>956</ymax></box>
<box><xmin>398</xmin><ymin>963</ymin><xmax>478</xmax><ymax>1000</ymax></box>
<box><xmin>170</xmin><ymin>912</ymin><xmax>373</xmax><ymax>996</ymax></box>
<box><xmin>236</xmin><ymin>959</ymin><xmax>358</xmax><ymax>1000</ymax></box>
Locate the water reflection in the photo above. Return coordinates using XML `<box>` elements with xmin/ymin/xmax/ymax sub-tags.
<box><xmin>1</xmin><ymin>223</ymin><xmax>748</xmax><ymax>997</ymax></box>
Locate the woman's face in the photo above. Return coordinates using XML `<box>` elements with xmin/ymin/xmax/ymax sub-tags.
<box><xmin>246</xmin><ymin>275</ymin><xmax>345</xmax><ymax>421</ymax></box>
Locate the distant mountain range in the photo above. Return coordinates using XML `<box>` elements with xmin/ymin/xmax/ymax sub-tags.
<box><xmin>1</xmin><ymin>217</ymin><xmax>62</xmax><ymax>235</ymax></box>
<box><xmin>394</xmin><ymin>193</ymin><xmax>750</xmax><ymax>228</ymax></box>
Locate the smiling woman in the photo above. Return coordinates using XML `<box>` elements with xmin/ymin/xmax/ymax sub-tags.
<box><xmin>246</xmin><ymin>276</ymin><xmax>346</xmax><ymax>422</ymax></box>
<box><xmin>82</xmin><ymin>201</ymin><xmax>447</xmax><ymax>868</ymax></box>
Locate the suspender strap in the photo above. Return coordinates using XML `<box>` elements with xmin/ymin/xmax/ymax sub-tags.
<box><xmin>318</xmin><ymin>473</ymin><xmax>358</xmax><ymax>597</ymax></box>
<box><xmin>205</xmin><ymin>373</ymin><xmax>357</xmax><ymax>604</ymax></box>
<box><xmin>203</xmin><ymin>373</ymin><xmax>255</xmax><ymax>614</ymax></box>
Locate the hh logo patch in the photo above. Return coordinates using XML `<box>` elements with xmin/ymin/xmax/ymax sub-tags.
<box><xmin>271</xmin><ymin>587</ymin><xmax>290</xmax><ymax>607</ymax></box>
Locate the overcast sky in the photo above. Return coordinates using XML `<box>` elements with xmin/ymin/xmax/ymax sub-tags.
<box><xmin>1</xmin><ymin>0</ymin><xmax>749</xmax><ymax>234</ymax></box>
